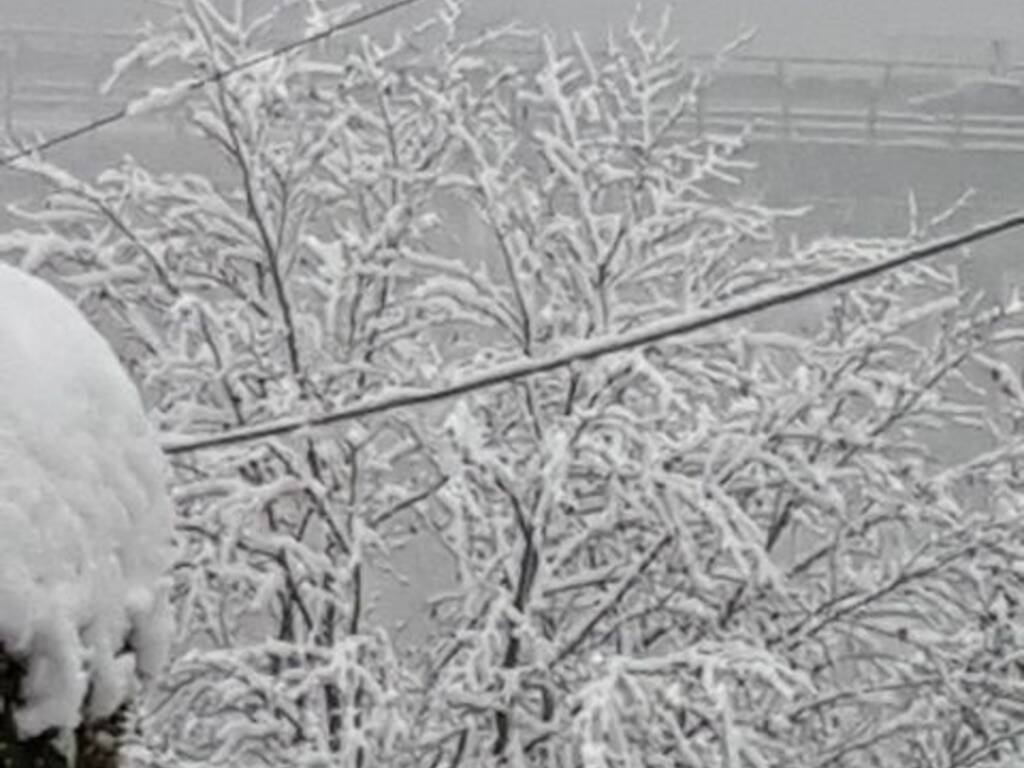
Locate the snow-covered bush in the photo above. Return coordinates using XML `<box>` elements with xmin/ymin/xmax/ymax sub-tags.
<box><xmin>0</xmin><ymin>263</ymin><xmax>173</xmax><ymax>763</ymax></box>
<box><xmin>5</xmin><ymin>1</ymin><xmax>1024</xmax><ymax>766</ymax></box>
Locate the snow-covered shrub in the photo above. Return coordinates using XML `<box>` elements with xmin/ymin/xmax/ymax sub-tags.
<box><xmin>0</xmin><ymin>263</ymin><xmax>173</xmax><ymax>763</ymax></box>
<box><xmin>5</xmin><ymin>1</ymin><xmax>1024</xmax><ymax>766</ymax></box>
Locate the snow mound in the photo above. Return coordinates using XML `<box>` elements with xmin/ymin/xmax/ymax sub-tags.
<box><xmin>0</xmin><ymin>263</ymin><xmax>173</xmax><ymax>737</ymax></box>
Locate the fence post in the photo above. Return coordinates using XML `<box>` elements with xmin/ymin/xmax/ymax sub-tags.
<box><xmin>2</xmin><ymin>33</ymin><xmax>16</xmax><ymax>135</ymax></box>
<box><xmin>695</xmin><ymin>81</ymin><xmax>706</xmax><ymax>137</ymax></box>
<box><xmin>952</xmin><ymin>98</ymin><xmax>964</xmax><ymax>149</ymax></box>
<box><xmin>776</xmin><ymin>59</ymin><xmax>791</xmax><ymax>140</ymax></box>
<box><xmin>866</xmin><ymin>87</ymin><xmax>879</xmax><ymax>143</ymax></box>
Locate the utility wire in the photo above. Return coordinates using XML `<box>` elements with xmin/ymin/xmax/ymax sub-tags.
<box><xmin>0</xmin><ymin>0</ymin><xmax>426</xmax><ymax>169</ymax></box>
<box><xmin>161</xmin><ymin>210</ymin><xmax>1024</xmax><ymax>456</ymax></box>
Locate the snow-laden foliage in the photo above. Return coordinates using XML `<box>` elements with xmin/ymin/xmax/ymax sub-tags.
<box><xmin>5</xmin><ymin>1</ymin><xmax>1024</xmax><ymax>765</ymax></box>
<box><xmin>0</xmin><ymin>263</ymin><xmax>173</xmax><ymax>739</ymax></box>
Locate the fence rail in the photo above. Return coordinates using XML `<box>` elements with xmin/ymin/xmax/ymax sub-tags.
<box><xmin>683</xmin><ymin>105</ymin><xmax>1024</xmax><ymax>152</ymax></box>
<box><xmin>3</xmin><ymin>25</ymin><xmax>1024</xmax><ymax>151</ymax></box>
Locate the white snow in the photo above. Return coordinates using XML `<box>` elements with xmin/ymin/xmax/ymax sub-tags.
<box><xmin>0</xmin><ymin>263</ymin><xmax>173</xmax><ymax>737</ymax></box>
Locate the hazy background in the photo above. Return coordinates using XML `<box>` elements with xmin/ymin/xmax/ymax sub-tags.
<box><xmin>3</xmin><ymin>1</ymin><xmax>1024</xmax><ymax>302</ymax></box>
<box><xmin>4</xmin><ymin>1</ymin><xmax>1023</xmax><ymax>301</ymax></box>
<box><xmin>3</xmin><ymin>0</ymin><xmax>1024</xmax><ymax>59</ymax></box>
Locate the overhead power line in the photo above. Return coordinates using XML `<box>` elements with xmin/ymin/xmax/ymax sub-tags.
<box><xmin>0</xmin><ymin>0</ymin><xmax>426</xmax><ymax>169</ymax></box>
<box><xmin>161</xmin><ymin>210</ymin><xmax>1024</xmax><ymax>456</ymax></box>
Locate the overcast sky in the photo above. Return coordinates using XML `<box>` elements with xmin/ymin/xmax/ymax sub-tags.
<box><xmin>472</xmin><ymin>0</ymin><xmax>1024</xmax><ymax>60</ymax></box>
<box><xmin>2</xmin><ymin>0</ymin><xmax>1023</xmax><ymax>61</ymax></box>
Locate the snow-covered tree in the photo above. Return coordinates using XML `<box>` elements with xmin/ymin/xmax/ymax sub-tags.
<box><xmin>5</xmin><ymin>2</ymin><xmax>1024</xmax><ymax>766</ymax></box>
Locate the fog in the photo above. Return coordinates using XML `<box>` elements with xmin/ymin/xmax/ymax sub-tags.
<box><xmin>4</xmin><ymin>0</ymin><xmax>1024</xmax><ymax>57</ymax></box>
<box><xmin>4</xmin><ymin>2</ymin><xmax>1023</xmax><ymax>281</ymax></box>
<box><xmin>3</xmin><ymin>1</ymin><xmax>1024</xmax><ymax>297</ymax></box>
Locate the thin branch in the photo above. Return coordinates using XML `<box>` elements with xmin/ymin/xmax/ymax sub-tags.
<box><xmin>552</xmin><ymin>531</ymin><xmax>673</xmax><ymax>665</ymax></box>
<box><xmin>214</xmin><ymin>77</ymin><xmax>302</xmax><ymax>375</ymax></box>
